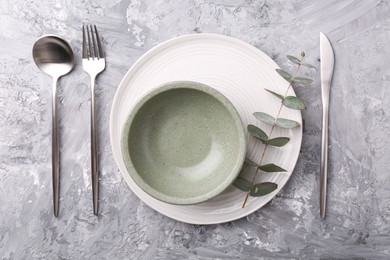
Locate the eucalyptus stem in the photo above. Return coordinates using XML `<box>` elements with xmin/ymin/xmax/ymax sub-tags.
<box><xmin>241</xmin><ymin>56</ymin><xmax>304</xmax><ymax>208</ymax></box>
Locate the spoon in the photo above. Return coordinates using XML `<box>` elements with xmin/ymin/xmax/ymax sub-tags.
<box><xmin>32</xmin><ymin>35</ymin><xmax>74</xmax><ymax>217</ymax></box>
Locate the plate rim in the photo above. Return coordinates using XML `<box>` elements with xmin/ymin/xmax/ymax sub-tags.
<box><xmin>110</xmin><ymin>33</ymin><xmax>303</xmax><ymax>224</ymax></box>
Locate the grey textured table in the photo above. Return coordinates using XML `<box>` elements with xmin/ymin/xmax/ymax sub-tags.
<box><xmin>1</xmin><ymin>0</ymin><xmax>390</xmax><ymax>259</ymax></box>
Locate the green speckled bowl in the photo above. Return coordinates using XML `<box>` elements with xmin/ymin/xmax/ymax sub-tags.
<box><xmin>121</xmin><ymin>81</ymin><xmax>246</xmax><ymax>205</ymax></box>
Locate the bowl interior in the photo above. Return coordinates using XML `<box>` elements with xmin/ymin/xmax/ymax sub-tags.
<box><xmin>121</xmin><ymin>81</ymin><xmax>246</xmax><ymax>204</ymax></box>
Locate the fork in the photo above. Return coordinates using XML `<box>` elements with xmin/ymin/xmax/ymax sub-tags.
<box><xmin>82</xmin><ymin>24</ymin><xmax>106</xmax><ymax>215</ymax></box>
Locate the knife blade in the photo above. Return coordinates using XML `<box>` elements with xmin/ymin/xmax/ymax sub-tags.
<box><xmin>319</xmin><ymin>32</ymin><xmax>334</xmax><ymax>219</ymax></box>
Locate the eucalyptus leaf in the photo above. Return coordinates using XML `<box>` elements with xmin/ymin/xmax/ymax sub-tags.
<box><xmin>245</xmin><ymin>158</ymin><xmax>260</xmax><ymax>168</ymax></box>
<box><xmin>287</xmin><ymin>55</ymin><xmax>301</xmax><ymax>64</ymax></box>
<box><xmin>293</xmin><ymin>77</ymin><xmax>313</xmax><ymax>85</ymax></box>
<box><xmin>250</xmin><ymin>182</ymin><xmax>278</xmax><ymax>197</ymax></box>
<box><xmin>253</xmin><ymin>112</ymin><xmax>276</xmax><ymax>126</ymax></box>
<box><xmin>264</xmin><ymin>88</ymin><xmax>284</xmax><ymax>100</ymax></box>
<box><xmin>275</xmin><ymin>118</ymin><xmax>300</xmax><ymax>128</ymax></box>
<box><xmin>259</xmin><ymin>164</ymin><xmax>287</xmax><ymax>172</ymax></box>
<box><xmin>264</xmin><ymin>137</ymin><xmax>290</xmax><ymax>147</ymax></box>
<box><xmin>276</xmin><ymin>69</ymin><xmax>293</xmax><ymax>83</ymax></box>
<box><xmin>247</xmin><ymin>124</ymin><xmax>268</xmax><ymax>141</ymax></box>
<box><xmin>233</xmin><ymin>177</ymin><xmax>254</xmax><ymax>192</ymax></box>
<box><xmin>301</xmin><ymin>63</ymin><xmax>316</xmax><ymax>68</ymax></box>
<box><xmin>241</xmin><ymin>50</ymin><xmax>313</xmax><ymax>208</ymax></box>
<box><xmin>282</xmin><ymin>96</ymin><xmax>306</xmax><ymax>110</ymax></box>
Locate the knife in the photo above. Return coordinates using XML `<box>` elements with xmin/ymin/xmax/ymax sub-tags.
<box><xmin>319</xmin><ymin>32</ymin><xmax>334</xmax><ymax>219</ymax></box>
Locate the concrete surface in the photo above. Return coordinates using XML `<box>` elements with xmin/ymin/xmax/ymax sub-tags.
<box><xmin>1</xmin><ymin>0</ymin><xmax>390</xmax><ymax>258</ymax></box>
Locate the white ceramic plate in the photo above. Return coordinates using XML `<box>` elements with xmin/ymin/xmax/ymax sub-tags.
<box><xmin>110</xmin><ymin>33</ymin><xmax>302</xmax><ymax>225</ymax></box>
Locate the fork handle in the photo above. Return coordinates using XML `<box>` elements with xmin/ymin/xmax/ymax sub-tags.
<box><xmin>90</xmin><ymin>76</ymin><xmax>99</xmax><ymax>215</ymax></box>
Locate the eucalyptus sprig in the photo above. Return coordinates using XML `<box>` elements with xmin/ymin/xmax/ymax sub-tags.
<box><xmin>233</xmin><ymin>52</ymin><xmax>315</xmax><ymax>208</ymax></box>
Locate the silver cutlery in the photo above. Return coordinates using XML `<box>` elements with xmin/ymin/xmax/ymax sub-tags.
<box><xmin>82</xmin><ymin>25</ymin><xmax>106</xmax><ymax>215</ymax></box>
<box><xmin>32</xmin><ymin>35</ymin><xmax>75</xmax><ymax>217</ymax></box>
<box><xmin>319</xmin><ymin>32</ymin><xmax>334</xmax><ymax>219</ymax></box>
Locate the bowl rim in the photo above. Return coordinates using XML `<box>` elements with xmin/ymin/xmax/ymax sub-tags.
<box><xmin>120</xmin><ymin>80</ymin><xmax>247</xmax><ymax>205</ymax></box>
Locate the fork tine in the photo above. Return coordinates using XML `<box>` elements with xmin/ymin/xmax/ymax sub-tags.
<box><xmin>83</xmin><ymin>24</ymin><xmax>105</xmax><ymax>59</ymax></box>
<box><xmin>82</xmin><ymin>25</ymin><xmax>88</xmax><ymax>58</ymax></box>
<box><xmin>86</xmin><ymin>25</ymin><xmax>94</xmax><ymax>58</ymax></box>
<box><xmin>94</xmin><ymin>25</ymin><xmax>105</xmax><ymax>58</ymax></box>
<box><xmin>90</xmin><ymin>25</ymin><xmax>99</xmax><ymax>59</ymax></box>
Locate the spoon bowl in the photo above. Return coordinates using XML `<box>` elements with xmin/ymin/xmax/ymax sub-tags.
<box><xmin>33</xmin><ymin>35</ymin><xmax>74</xmax><ymax>78</ymax></box>
<box><xmin>32</xmin><ymin>35</ymin><xmax>74</xmax><ymax>217</ymax></box>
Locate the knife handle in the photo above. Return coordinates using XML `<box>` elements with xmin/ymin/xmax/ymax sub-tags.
<box><xmin>320</xmin><ymin>104</ymin><xmax>329</xmax><ymax>219</ymax></box>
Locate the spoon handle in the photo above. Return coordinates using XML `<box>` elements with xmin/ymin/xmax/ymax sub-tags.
<box><xmin>91</xmin><ymin>76</ymin><xmax>99</xmax><ymax>215</ymax></box>
<box><xmin>52</xmin><ymin>77</ymin><xmax>60</xmax><ymax>217</ymax></box>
